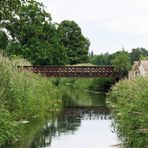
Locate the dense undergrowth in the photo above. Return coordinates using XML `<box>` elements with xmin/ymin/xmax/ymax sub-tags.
<box><xmin>0</xmin><ymin>55</ymin><xmax>62</xmax><ymax>146</ymax></box>
<box><xmin>107</xmin><ymin>77</ymin><xmax>148</xmax><ymax>148</ymax></box>
<box><xmin>54</xmin><ymin>77</ymin><xmax>115</xmax><ymax>92</ymax></box>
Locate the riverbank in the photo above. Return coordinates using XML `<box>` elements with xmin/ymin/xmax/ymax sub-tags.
<box><xmin>0</xmin><ymin>55</ymin><xmax>62</xmax><ymax>146</ymax></box>
<box><xmin>107</xmin><ymin>76</ymin><xmax>148</xmax><ymax>148</ymax></box>
<box><xmin>3</xmin><ymin>86</ymin><xmax>119</xmax><ymax>148</ymax></box>
<box><xmin>55</xmin><ymin>77</ymin><xmax>115</xmax><ymax>92</ymax></box>
<box><xmin>0</xmin><ymin>56</ymin><xmax>116</xmax><ymax>146</ymax></box>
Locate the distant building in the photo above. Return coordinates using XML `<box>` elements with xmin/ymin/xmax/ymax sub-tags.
<box><xmin>128</xmin><ymin>60</ymin><xmax>148</xmax><ymax>79</ymax></box>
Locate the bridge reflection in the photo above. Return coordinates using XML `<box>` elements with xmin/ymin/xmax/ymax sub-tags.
<box><xmin>29</xmin><ymin>107</ymin><xmax>112</xmax><ymax>148</ymax></box>
<box><xmin>60</xmin><ymin>107</ymin><xmax>112</xmax><ymax>120</ymax></box>
<box><xmin>5</xmin><ymin>88</ymin><xmax>114</xmax><ymax>148</ymax></box>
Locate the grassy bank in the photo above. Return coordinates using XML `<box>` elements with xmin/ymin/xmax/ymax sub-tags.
<box><xmin>107</xmin><ymin>77</ymin><xmax>148</xmax><ymax>148</ymax></box>
<box><xmin>55</xmin><ymin>77</ymin><xmax>115</xmax><ymax>92</ymax></box>
<box><xmin>0</xmin><ymin>55</ymin><xmax>62</xmax><ymax>146</ymax></box>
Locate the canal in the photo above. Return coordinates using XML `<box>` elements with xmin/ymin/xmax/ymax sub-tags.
<box><xmin>5</xmin><ymin>87</ymin><xmax>119</xmax><ymax>148</ymax></box>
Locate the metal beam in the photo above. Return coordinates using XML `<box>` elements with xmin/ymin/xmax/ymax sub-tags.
<box><xmin>19</xmin><ymin>66</ymin><xmax>115</xmax><ymax>78</ymax></box>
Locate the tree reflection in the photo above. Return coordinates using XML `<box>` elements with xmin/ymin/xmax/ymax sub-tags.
<box><xmin>30</xmin><ymin>107</ymin><xmax>111</xmax><ymax>148</ymax></box>
<box><xmin>5</xmin><ymin>88</ymin><xmax>112</xmax><ymax>148</ymax></box>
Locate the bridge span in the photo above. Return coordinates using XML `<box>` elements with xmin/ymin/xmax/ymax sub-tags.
<box><xmin>19</xmin><ymin>66</ymin><xmax>115</xmax><ymax>78</ymax></box>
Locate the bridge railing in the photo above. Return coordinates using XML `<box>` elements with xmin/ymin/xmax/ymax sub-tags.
<box><xmin>18</xmin><ymin>66</ymin><xmax>115</xmax><ymax>78</ymax></box>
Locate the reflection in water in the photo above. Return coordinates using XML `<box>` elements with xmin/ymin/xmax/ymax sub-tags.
<box><xmin>30</xmin><ymin>108</ymin><xmax>114</xmax><ymax>148</ymax></box>
<box><xmin>62</xmin><ymin>87</ymin><xmax>106</xmax><ymax>107</ymax></box>
<box><xmin>5</xmin><ymin>87</ymin><xmax>119</xmax><ymax>148</ymax></box>
<box><xmin>61</xmin><ymin>107</ymin><xmax>112</xmax><ymax>121</ymax></box>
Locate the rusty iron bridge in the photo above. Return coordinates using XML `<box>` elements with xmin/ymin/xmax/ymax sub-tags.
<box><xmin>19</xmin><ymin>66</ymin><xmax>116</xmax><ymax>78</ymax></box>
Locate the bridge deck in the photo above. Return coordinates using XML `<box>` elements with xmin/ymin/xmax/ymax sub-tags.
<box><xmin>19</xmin><ymin>66</ymin><xmax>115</xmax><ymax>78</ymax></box>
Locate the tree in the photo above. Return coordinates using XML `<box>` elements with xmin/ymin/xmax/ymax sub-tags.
<box><xmin>130</xmin><ymin>47</ymin><xmax>148</xmax><ymax>63</ymax></box>
<box><xmin>0</xmin><ymin>31</ymin><xmax>8</xmax><ymax>50</ymax></box>
<box><xmin>1</xmin><ymin>1</ymin><xmax>90</xmax><ymax>66</ymax></box>
<box><xmin>0</xmin><ymin>0</ymin><xmax>27</xmax><ymax>27</ymax></box>
<box><xmin>57</xmin><ymin>20</ymin><xmax>90</xmax><ymax>65</ymax></box>
<box><xmin>112</xmin><ymin>51</ymin><xmax>131</xmax><ymax>78</ymax></box>
<box><xmin>91</xmin><ymin>52</ymin><xmax>112</xmax><ymax>65</ymax></box>
<box><xmin>2</xmin><ymin>0</ymin><xmax>67</xmax><ymax>65</ymax></box>
<box><xmin>0</xmin><ymin>0</ymin><xmax>23</xmax><ymax>50</ymax></box>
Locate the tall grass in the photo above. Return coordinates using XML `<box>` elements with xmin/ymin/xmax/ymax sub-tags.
<box><xmin>0</xmin><ymin>55</ymin><xmax>62</xmax><ymax>146</ymax></box>
<box><xmin>107</xmin><ymin>77</ymin><xmax>148</xmax><ymax>147</ymax></box>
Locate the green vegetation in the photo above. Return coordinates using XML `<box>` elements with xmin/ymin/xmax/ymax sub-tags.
<box><xmin>91</xmin><ymin>50</ymin><xmax>132</xmax><ymax>78</ymax></box>
<box><xmin>90</xmin><ymin>48</ymin><xmax>148</xmax><ymax>78</ymax></box>
<box><xmin>62</xmin><ymin>86</ymin><xmax>106</xmax><ymax>107</ymax></box>
<box><xmin>7</xmin><ymin>112</ymin><xmax>59</xmax><ymax>148</ymax></box>
<box><xmin>0</xmin><ymin>55</ymin><xmax>62</xmax><ymax>146</ymax></box>
<box><xmin>91</xmin><ymin>48</ymin><xmax>148</xmax><ymax>66</ymax></box>
<box><xmin>57</xmin><ymin>20</ymin><xmax>90</xmax><ymax>64</ymax></box>
<box><xmin>112</xmin><ymin>51</ymin><xmax>131</xmax><ymax>78</ymax></box>
<box><xmin>1</xmin><ymin>0</ymin><xmax>148</xmax><ymax>147</ymax></box>
<box><xmin>130</xmin><ymin>47</ymin><xmax>148</xmax><ymax>63</ymax></box>
<box><xmin>0</xmin><ymin>0</ymin><xmax>89</xmax><ymax>66</ymax></box>
<box><xmin>107</xmin><ymin>77</ymin><xmax>148</xmax><ymax>147</ymax></box>
<box><xmin>0</xmin><ymin>31</ymin><xmax>8</xmax><ymax>50</ymax></box>
<box><xmin>91</xmin><ymin>52</ymin><xmax>112</xmax><ymax>65</ymax></box>
<box><xmin>58</xmin><ymin>77</ymin><xmax>115</xmax><ymax>92</ymax></box>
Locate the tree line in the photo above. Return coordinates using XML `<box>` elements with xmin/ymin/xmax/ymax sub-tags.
<box><xmin>90</xmin><ymin>47</ymin><xmax>148</xmax><ymax>77</ymax></box>
<box><xmin>1</xmin><ymin>0</ymin><xmax>148</xmax><ymax>77</ymax></box>
<box><xmin>0</xmin><ymin>0</ymin><xmax>90</xmax><ymax>65</ymax></box>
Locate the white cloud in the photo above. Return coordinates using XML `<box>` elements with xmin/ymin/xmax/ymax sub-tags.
<box><xmin>37</xmin><ymin>0</ymin><xmax>148</xmax><ymax>53</ymax></box>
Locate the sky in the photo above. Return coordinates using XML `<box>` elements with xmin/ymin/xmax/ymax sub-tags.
<box><xmin>37</xmin><ymin>0</ymin><xmax>148</xmax><ymax>54</ymax></box>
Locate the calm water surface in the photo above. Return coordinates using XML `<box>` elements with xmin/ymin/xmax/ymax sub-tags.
<box><xmin>5</xmin><ymin>87</ymin><xmax>119</xmax><ymax>148</ymax></box>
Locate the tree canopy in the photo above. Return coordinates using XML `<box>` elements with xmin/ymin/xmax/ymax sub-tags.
<box><xmin>57</xmin><ymin>20</ymin><xmax>90</xmax><ymax>65</ymax></box>
<box><xmin>91</xmin><ymin>53</ymin><xmax>111</xmax><ymax>65</ymax></box>
<box><xmin>1</xmin><ymin>0</ymin><xmax>148</xmax><ymax>68</ymax></box>
<box><xmin>112</xmin><ymin>51</ymin><xmax>132</xmax><ymax>77</ymax></box>
<box><xmin>2</xmin><ymin>0</ymin><xmax>67</xmax><ymax>65</ymax></box>
<box><xmin>130</xmin><ymin>47</ymin><xmax>148</xmax><ymax>63</ymax></box>
<box><xmin>0</xmin><ymin>31</ymin><xmax>8</xmax><ymax>50</ymax></box>
<box><xmin>0</xmin><ymin>0</ymin><xmax>90</xmax><ymax>65</ymax></box>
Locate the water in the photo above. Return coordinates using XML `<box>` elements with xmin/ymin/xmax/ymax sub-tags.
<box><xmin>5</xmin><ymin>87</ymin><xmax>119</xmax><ymax>148</ymax></box>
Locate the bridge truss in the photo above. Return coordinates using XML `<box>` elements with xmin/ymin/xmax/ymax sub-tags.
<box><xmin>19</xmin><ymin>66</ymin><xmax>115</xmax><ymax>78</ymax></box>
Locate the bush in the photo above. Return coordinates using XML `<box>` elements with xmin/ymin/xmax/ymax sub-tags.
<box><xmin>107</xmin><ymin>77</ymin><xmax>148</xmax><ymax>147</ymax></box>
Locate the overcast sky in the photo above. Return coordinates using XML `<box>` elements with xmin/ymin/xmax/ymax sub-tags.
<box><xmin>37</xmin><ymin>0</ymin><xmax>148</xmax><ymax>54</ymax></box>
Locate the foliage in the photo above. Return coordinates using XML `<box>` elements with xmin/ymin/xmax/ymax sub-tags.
<box><xmin>0</xmin><ymin>31</ymin><xmax>8</xmax><ymax>50</ymax></box>
<box><xmin>90</xmin><ymin>48</ymin><xmax>148</xmax><ymax>73</ymax></box>
<box><xmin>141</xmin><ymin>56</ymin><xmax>148</xmax><ymax>60</ymax></box>
<box><xmin>0</xmin><ymin>1</ymin><xmax>90</xmax><ymax>66</ymax></box>
<box><xmin>58</xmin><ymin>77</ymin><xmax>115</xmax><ymax>92</ymax></box>
<box><xmin>0</xmin><ymin>0</ymin><xmax>24</xmax><ymax>23</ymax></box>
<box><xmin>0</xmin><ymin>107</ymin><xmax>18</xmax><ymax>145</ymax></box>
<box><xmin>62</xmin><ymin>86</ymin><xmax>106</xmax><ymax>107</ymax></box>
<box><xmin>107</xmin><ymin>77</ymin><xmax>148</xmax><ymax>147</ymax></box>
<box><xmin>112</xmin><ymin>51</ymin><xmax>132</xmax><ymax>77</ymax></box>
<box><xmin>0</xmin><ymin>55</ymin><xmax>62</xmax><ymax>146</ymax></box>
<box><xmin>57</xmin><ymin>20</ymin><xmax>90</xmax><ymax>64</ymax></box>
<box><xmin>130</xmin><ymin>47</ymin><xmax>148</xmax><ymax>63</ymax></box>
<box><xmin>89</xmin><ymin>78</ymin><xmax>115</xmax><ymax>91</ymax></box>
<box><xmin>91</xmin><ymin>52</ymin><xmax>112</xmax><ymax>65</ymax></box>
<box><xmin>1</xmin><ymin>0</ymin><xmax>67</xmax><ymax>65</ymax></box>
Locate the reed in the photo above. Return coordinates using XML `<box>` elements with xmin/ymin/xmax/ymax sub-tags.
<box><xmin>0</xmin><ymin>55</ymin><xmax>62</xmax><ymax>145</ymax></box>
<box><xmin>107</xmin><ymin>77</ymin><xmax>148</xmax><ymax>147</ymax></box>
